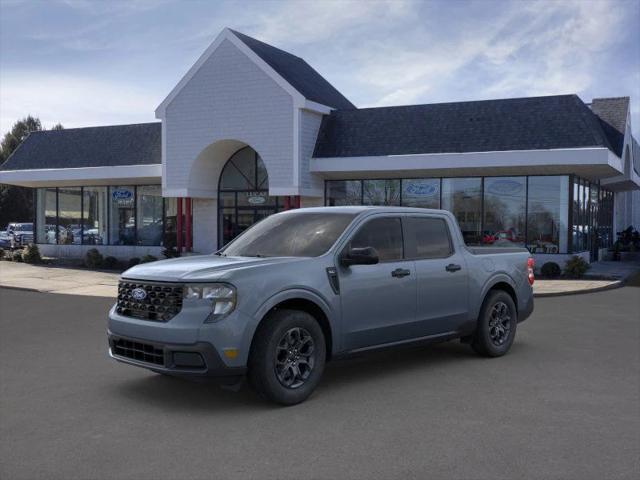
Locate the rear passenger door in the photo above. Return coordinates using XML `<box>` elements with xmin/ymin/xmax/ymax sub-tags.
<box><xmin>404</xmin><ymin>215</ymin><xmax>469</xmax><ymax>336</ymax></box>
<box><xmin>338</xmin><ymin>216</ymin><xmax>417</xmax><ymax>350</ymax></box>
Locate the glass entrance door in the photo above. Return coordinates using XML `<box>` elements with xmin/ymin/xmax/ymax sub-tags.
<box><xmin>217</xmin><ymin>146</ymin><xmax>279</xmax><ymax>247</ymax></box>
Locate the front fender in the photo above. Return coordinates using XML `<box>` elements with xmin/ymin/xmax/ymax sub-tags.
<box><xmin>240</xmin><ymin>287</ymin><xmax>338</xmax><ymax>357</ymax></box>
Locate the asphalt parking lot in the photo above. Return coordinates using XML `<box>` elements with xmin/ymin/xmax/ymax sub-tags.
<box><xmin>1</xmin><ymin>285</ymin><xmax>639</xmax><ymax>480</ymax></box>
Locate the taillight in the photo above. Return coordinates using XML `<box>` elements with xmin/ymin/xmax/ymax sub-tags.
<box><xmin>527</xmin><ymin>257</ymin><xmax>535</xmax><ymax>285</ymax></box>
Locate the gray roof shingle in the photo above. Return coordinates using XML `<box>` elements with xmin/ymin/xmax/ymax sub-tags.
<box><xmin>1</xmin><ymin>122</ymin><xmax>161</xmax><ymax>171</ymax></box>
<box><xmin>230</xmin><ymin>29</ymin><xmax>355</xmax><ymax>110</ymax></box>
<box><xmin>313</xmin><ymin>94</ymin><xmax>616</xmax><ymax>158</ymax></box>
<box><xmin>590</xmin><ymin>97</ymin><xmax>629</xmax><ymax>157</ymax></box>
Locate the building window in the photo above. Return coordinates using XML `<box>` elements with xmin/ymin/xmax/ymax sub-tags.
<box><xmin>36</xmin><ymin>188</ymin><xmax>57</xmax><ymax>244</ymax></box>
<box><xmin>136</xmin><ymin>185</ymin><xmax>163</xmax><ymax>246</ymax></box>
<box><xmin>56</xmin><ymin>187</ymin><xmax>82</xmax><ymax>245</ymax></box>
<box><xmin>326</xmin><ymin>180</ymin><xmax>362</xmax><ymax>206</ymax></box>
<box><xmin>526</xmin><ymin>176</ymin><xmax>569</xmax><ymax>254</ymax></box>
<box><xmin>82</xmin><ymin>187</ymin><xmax>107</xmax><ymax>245</ymax></box>
<box><xmin>401</xmin><ymin>178</ymin><xmax>440</xmax><ymax>209</ymax></box>
<box><xmin>441</xmin><ymin>178</ymin><xmax>482</xmax><ymax>245</ymax></box>
<box><xmin>483</xmin><ymin>177</ymin><xmax>526</xmax><ymax>247</ymax></box>
<box><xmin>323</xmin><ymin>174</ymin><xmax>609</xmax><ymax>257</ymax></box>
<box><xmin>362</xmin><ymin>179</ymin><xmax>401</xmax><ymax>205</ymax></box>
<box><xmin>109</xmin><ymin>186</ymin><xmax>136</xmax><ymax>245</ymax></box>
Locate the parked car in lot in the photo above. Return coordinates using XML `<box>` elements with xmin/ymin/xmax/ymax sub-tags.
<box><xmin>3</xmin><ymin>223</ymin><xmax>34</xmax><ymax>249</ymax></box>
<box><xmin>108</xmin><ymin>207</ymin><xmax>534</xmax><ymax>405</ymax></box>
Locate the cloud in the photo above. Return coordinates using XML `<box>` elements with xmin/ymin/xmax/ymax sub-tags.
<box><xmin>249</xmin><ymin>0</ymin><xmax>412</xmax><ymax>45</ymax></box>
<box><xmin>0</xmin><ymin>72</ymin><xmax>158</xmax><ymax>132</ymax></box>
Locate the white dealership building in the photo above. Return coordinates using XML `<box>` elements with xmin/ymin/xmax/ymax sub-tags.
<box><xmin>1</xmin><ymin>28</ymin><xmax>639</xmax><ymax>264</ymax></box>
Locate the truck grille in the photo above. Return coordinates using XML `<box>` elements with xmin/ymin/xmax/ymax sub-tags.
<box><xmin>116</xmin><ymin>281</ymin><xmax>183</xmax><ymax>322</ymax></box>
<box><xmin>21</xmin><ymin>234</ymin><xmax>34</xmax><ymax>244</ymax></box>
<box><xmin>112</xmin><ymin>338</ymin><xmax>165</xmax><ymax>366</ymax></box>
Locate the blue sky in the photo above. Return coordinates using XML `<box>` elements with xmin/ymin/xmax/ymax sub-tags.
<box><xmin>1</xmin><ymin>0</ymin><xmax>639</xmax><ymax>137</ymax></box>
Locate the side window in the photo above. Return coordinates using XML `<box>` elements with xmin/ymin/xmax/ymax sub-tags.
<box><xmin>350</xmin><ymin>217</ymin><xmax>403</xmax><ymax>262</ymax></box>
<box><xmin>406</xmin><ymin>217</ymin><xmax>452</xmax><ymax>259</ymax></box>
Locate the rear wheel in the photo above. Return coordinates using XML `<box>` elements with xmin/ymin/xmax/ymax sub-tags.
<box><xmin>248</xmin><ymin>309</ymin><xmax>326</xmax><ymax>405</ymax></box>
<box><xmin>471</xmin><ymin>290</ymin><xmax>517</xmax><ymax>357</ymax></box>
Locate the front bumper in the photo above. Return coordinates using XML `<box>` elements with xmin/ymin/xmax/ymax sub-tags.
<box><xmin>108</xmin><ymin>331</ymin><xmax>246</xmax><ymax>380</ymax></box>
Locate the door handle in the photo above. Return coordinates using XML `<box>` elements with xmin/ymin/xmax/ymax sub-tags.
<box><xmin>391</xmin><ymin>268</ymin><xmax>411</xmax><ymax>278</ymax></box>
<box><xmin>445</xmin><ymin>263</ymin><xmax>462</xmax><ymax>272</ymax></box>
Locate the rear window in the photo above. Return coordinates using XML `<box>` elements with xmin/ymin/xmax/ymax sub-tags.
<box><xmin>405</xmin><ymin>217</ymin><xmax>452</xmax><ymax>259</ymax></box>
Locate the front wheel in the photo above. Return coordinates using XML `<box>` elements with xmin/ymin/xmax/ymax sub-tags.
<box><xmin>471</xmin><ymin>290</ymin><xmax>517</xmax><ymax>357</ymax></box>
<box><xmin>248</xmin><ymin>309</ymin><xmax>326</xmax><ymax>406</ymax></box>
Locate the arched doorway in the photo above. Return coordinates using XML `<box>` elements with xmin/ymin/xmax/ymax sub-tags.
<box><xmin>218</xmin><ymin>146</ymin><xmax>281</xmax><ymax>246</ymax></box>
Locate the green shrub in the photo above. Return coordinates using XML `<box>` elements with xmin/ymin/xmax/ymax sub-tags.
<box><xmin>140</xmin><ymin>254</ymin><xmax>158</xmax><ymax>264</ymax></box>
<box><xmin>540</xmin><ymin>261</ymin><xmax>561</xmax><ymax>278</ymax></box>
<box><xmin>564</xmin><ymin>256</ymin><xmax>590</xmax><ymax>278</ymax></box>
<box><xmin>102</xmin><ymin>256</ymin><xmax>119</xmax><ymax>269</ymax></box>
<box><xmin>11</xmin><ymin>250</ymin><xmax>24</xmax><ymax>262</ymax></box>
<box><xmin>22</xmin><ymin>244</ymin><xmax>42</xmax><ymax>264</ymax></box>
<box><xmin>84</xmin><ymin>248</ymin><xmax>103</xmax><ymax>269</ymax></box>
<box><xmin>0</xmin><ymin>249</ymin><xmax>5</xmax><ymax>260</ymax></box>
<box><xmin>127</xmin><ymin>257</ymin><xmax>140</xmax><ymax>269</ymax></box>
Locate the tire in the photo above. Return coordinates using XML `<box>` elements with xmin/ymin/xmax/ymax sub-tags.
<box><xmin>248</xmin><ymin>309</ymin><xmax>326</xmax><ymax>406</ymax></box>
<box><xmin>471</xmin><ymin>290</ymin><xmax>517</xmax><ymax>357</ymax></box>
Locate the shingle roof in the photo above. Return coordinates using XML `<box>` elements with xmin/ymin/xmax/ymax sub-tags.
<box><xmin>313</xmin><ymin>94</ymin><xmax>616</xmax><ymax>158</ymax></box>
<box><xmin>0</xmin><ymin>123</ymin><xmax>161</xmax><ymax>171</ymax></box>
<box><xmin>590</xmin><ymin>97</ymin><xmax>629</xmax><ymax>157</ymax></box>
<box><xmin>230</xmin><ymin>29</ymin><xmax>355</xmax><ymax>110</ymax></box>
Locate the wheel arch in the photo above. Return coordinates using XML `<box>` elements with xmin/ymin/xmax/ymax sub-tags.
<box><xmin>251</xmin><ymin>289</ymin><xmax>335</xmax><ymax>360</ymax></box>
<box><xmin>477</xmin><ymin>274</ymin><xmax>519</xmax><ymax>318</ymax></box>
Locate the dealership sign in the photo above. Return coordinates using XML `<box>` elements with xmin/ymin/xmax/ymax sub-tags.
<box><xmin>487</xmin><ymin>179</ymin><xmax>523</xmax><ymax>196</ymax></box>
<box><xmin>404</xmin><ymin>181</ymin><xmax>439</xmax><ymax>197</ymax></box>
<box><xmin>246</xmin><ymin>192</ymin><xmax>267</xmax><ymax>205</ymax></box>
<box><xmin>112</xmin><ymin>188</ymin><xmax>134</xmax><ymax>207</ymax></box>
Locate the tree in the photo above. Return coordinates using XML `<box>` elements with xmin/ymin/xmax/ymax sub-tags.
<box><xmin>0</xmin><ymin>116</ymin><xmax>63</xmax><ymax>228</ymax></box>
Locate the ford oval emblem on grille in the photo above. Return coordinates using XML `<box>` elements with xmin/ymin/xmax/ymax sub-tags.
<box><xmin>131</xmin><ymin>288</ymin><xmax>147</xmax><ymax>301</ymax></box>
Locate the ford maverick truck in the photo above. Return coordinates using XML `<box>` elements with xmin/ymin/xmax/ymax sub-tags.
<box><xmin>108</xmin><ymin>207</ymin><xmax>534</xmax><ymax>405</ymax></box>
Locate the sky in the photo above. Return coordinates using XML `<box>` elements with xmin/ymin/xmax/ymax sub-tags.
<box><xmin>1</xmin><ymin>0</ymin><xmax>639</xmax><ymax>137</ymax></box>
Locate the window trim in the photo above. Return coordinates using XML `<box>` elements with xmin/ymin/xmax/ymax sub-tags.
<box><xmin>403</xmin><ymin>215</ymin><xmax>455</xmax><ymax>260</ymax></box>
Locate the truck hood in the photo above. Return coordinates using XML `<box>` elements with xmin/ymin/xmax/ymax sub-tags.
<box><xmin>121</xmin><ymin>255</ymin><xmax>306</xmax><ymax>282</ymax></box>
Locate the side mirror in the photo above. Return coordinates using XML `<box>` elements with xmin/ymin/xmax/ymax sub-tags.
<box><xmin>341</xmin><ymin>246</ymin><xmax>379</xmax><ymax>267</ymax></box>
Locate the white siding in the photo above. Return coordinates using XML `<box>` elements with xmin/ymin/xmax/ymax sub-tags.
<box><xmin>163</xmin><ymin>39</ymin><xmax>294</xmax><ymax>196</ymax></box>
<box><xmin>192</xmin><ymin>198</ymin><xmax>218</xmax><ymax>253</ymax></box>
<box><xmin>298</xmin><ymin>109</ymin><xmax>324</xmax><ymax>195</ymax></box>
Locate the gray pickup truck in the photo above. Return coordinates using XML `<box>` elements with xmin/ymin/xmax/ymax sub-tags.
<box><xmin>108</xmin><ymin>206</ymin><xmax>534</xmax><ymax>405</ymax></box>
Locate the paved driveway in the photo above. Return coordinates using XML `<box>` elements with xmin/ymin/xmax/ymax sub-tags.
<box><xmin>1</xmin><ymin>286</ymin><xmax>638</xmax><ymax>480</ymax></box>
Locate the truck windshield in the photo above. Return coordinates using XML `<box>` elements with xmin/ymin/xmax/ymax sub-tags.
<box><xmin>220</xmin><ymin>212</ymin><xmax>356</xmax><ymax>258</ymax></box>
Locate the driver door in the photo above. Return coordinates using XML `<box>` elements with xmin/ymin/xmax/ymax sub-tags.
<box><xmin>338</xmin><ymin>215</ymin><xmax>417</xmax><ymax>351</ymax></box>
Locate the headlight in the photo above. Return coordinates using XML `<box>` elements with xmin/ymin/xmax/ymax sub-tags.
<box><xmin>184</xmin><ymin>283</ymin><xmax>236</xmax><ymax>322</ymax></box>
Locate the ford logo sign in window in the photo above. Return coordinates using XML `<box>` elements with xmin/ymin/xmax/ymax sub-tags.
<box><xmin>112</xmin><ymin>189</ymin><xmax>133</xmax><ymax>200</ymax></box>
<box><xmin>131</xmin><ymin>288</ymin><xmax>147</xmax><ymax>301</ymax></box>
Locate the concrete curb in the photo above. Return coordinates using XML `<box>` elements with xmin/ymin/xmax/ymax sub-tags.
<box><xmin>0</xmin><ymin>285</ymin><xmax>42</xmax><ymax>294</ymax></box>
<box><xmin>533</xmin><ymin>280</ymin><xmax>623</xmax><ymax>298</ymax></box>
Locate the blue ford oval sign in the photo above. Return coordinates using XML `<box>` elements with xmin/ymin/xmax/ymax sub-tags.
<box><xmin>405</xmin><ymin>182</ymin><xmax>438</xmax><ymax>197</ymax></box>
<box><xmin>112</xmin><ymin>189</ymin><xmax>133</xmax><ymax>200</ymax></box>
<box><xmin>488</xmin><ymin>180</ymin><xmax>523</xmax><ymax>196</ymax></box>
<box><xmin>131</xmin><ymin>288</ymin><xmax>147</xmax><ymax>301</ymax></box>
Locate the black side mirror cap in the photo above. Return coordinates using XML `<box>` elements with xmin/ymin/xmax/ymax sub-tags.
<box><xmin>341</xmin><ymin>246</ymin><xmax>379</xmax><ymax>267</ymax></box>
